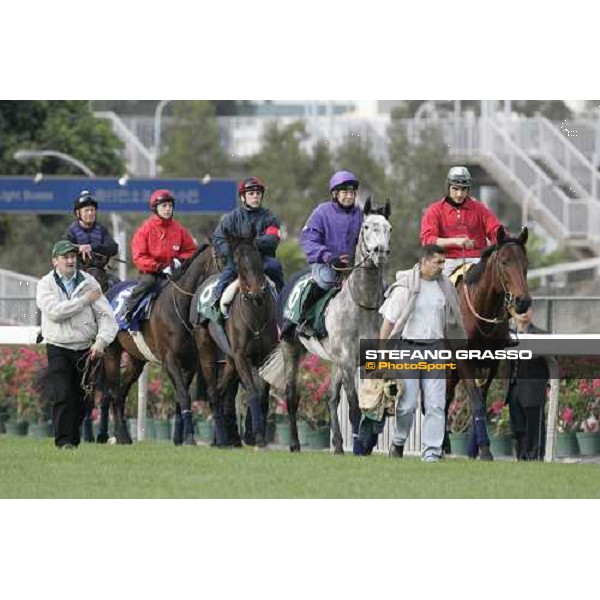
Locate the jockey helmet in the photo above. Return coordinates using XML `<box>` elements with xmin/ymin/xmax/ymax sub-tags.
<box><xmin>149</xmin><ymin>189</ymin><xmax>175</xmax><ymax>211</ymax></box>
<box><xmin>73</xmin><ymin>190</ymin><xmax>98</xmax><ymax>214</ymax></box>
<box><xmin>238</xmin><ymin>176</ymin><xmax>266</xmax><ymax>197</ymax></box>
<box><xmin>329</xmin><ymin>170</ymin><xmax>360</xmax><ymax>193</ymax></box>
<box><xmin>447</xmin><ymin>166</ymin><xmax>471</xmax><ymax>188</ymax></box>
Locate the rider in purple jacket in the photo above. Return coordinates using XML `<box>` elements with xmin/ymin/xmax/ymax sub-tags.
<box><xmin>296</xmin><ymin>170</ymin><xmax>364</xmax><ymax>336</ymax></box>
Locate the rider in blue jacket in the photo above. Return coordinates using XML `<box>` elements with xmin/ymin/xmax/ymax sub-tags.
<box><xmin>296</xmin><ymin>170</ymin><xmax>364</xmax><ymax>336</ymax></box>
<box><xmin>209</xmin><ymin>176</ymin><xmax>284</xmax><ymax>311</ymax></box>
<box><xmin>66</xmin><ymin>190</ymin><xmax>119</xmax><ymax>285</ymax></box>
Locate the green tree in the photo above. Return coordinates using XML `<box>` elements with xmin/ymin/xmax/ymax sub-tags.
<box><xmin>249</xmin><ymin>120</ymin><xmax>312</xmax><ymax>235</ymax></box>
<box><xmin>0</xmin><ymin>101</ymin><xmax>125</xmax><ymax>276</ymax></box>
<box><xmin>386</xmin><ymin>109</ymin><xmax>449</xmax><ymax>272</ymax></box>
<box><xmin>159</xmin><ymin>101</ymin><xmax>229</xmax><ymax>178</ymax></box>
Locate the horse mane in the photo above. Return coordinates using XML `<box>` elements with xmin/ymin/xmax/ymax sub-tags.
<box><xmin>463</xmin><ymin>234</ymin><xmax>527</xmax><ymax>285</ymax></box>
<box><xmin>170</xmin><ymin>242</ymin><xmax>209</xmax><ymax>282</ymax></box>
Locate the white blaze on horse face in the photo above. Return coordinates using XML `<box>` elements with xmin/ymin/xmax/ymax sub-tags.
<box><xmin>361</xmin><ymin>214</ymin><xmax>391</xmax><ymax>266</ymax></box>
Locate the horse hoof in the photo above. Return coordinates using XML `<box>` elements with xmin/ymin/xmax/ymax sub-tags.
<box><xmin>480</xmin><ymin>446</ymin><xmax>494</xmax><ymax>462</ymax></box>
<box><xmin>96</xmin><ymin>433</ymin><xmax>109</xmax><ymax>444</ymax></box>
<box><xmin>254</xmin><ymin>444</ymin><xmax>269</xmax><ymax>452</ymax></box>
<box><xmin>183</xmin><ymin>436</ymin><xmax>197</xmax><ymax>446</ymax></box>
<box><xmin>331</xmin><ymin>446</ymin><xmax>344</xmax><ymax>455</ymax></box>
<box><xmin>289</xmin><ymin>443</ymin><xmax>301</xmax><ymax>453</ymax></box>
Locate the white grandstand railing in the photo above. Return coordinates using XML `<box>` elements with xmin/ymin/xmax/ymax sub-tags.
<box><xmin>528</xmin><ymin>257</ymin><xmax>600</xmax><ymax>287</ymax></box>
<box><xmin>0</xmin><ymin>268</ymin><xmax>39</xmax><ymax>325</ymax></box>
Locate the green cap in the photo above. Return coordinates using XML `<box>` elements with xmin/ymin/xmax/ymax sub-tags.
<box><xmin>52</xmin><ymin>240</ymin><xmax>78</xmax><ymax>257</ymax></box>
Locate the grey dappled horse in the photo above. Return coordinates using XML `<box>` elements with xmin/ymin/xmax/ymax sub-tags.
<box><xmin>275</xmin><ymin>198</ymin><xmax>391</xmax><ymax>454</ymax></box>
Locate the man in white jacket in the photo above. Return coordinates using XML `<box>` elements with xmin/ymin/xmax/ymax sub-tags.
<box><xmin>36</xmin><ymin>240</ymin><xmax>118</xmax><ymax>449</ymax></box>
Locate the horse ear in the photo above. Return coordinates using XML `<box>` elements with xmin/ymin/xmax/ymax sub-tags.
<box><xmin>496</xmin><ymin>225</ymin><xmax>506</xmax><ymax>245</ymax></box>
<box><xmin>364</xmin><ymin>196</ymin><xmax>372</xmax><ymax>215</ymax></box>
<box><xmin>384</xmin><ymin>198</ymin><xmax>391</xmax><ymax>220</ymax></box>
<box><xmin>519</xmin><ymin>226</ymin><xmax>529</xmax><ymax>246</ymax></box>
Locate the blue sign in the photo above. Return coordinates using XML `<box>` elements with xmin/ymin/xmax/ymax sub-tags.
<box><xmin>0</xmin><ymin>177</ymin><xmax>237</xmax><ymax>213</ymax></box>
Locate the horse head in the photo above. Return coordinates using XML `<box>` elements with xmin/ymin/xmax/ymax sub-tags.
<box><xmin>83</xmin><ymin>265</ymin><xmax>109</xmax><ymax>293</ymax></box>
<box><xmin>229</xmin><ymin>225</ymin><xmax>266</xmax><ymax>304</ymax></box>
<box><xmin>360</xmin><ymin>196</ymin><xmax>392</xmax><ymax>267</ymax></box>
<box><xmin>493</xmin><ymin>225</ymin><xmax>531</xmax><ymax>315</ymax></box>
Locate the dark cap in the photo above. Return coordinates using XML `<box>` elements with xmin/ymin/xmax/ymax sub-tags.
<box><xmin>52</xmin><ymin>240</ymin><xmax>78</xmax><ymax>257</ymax></box>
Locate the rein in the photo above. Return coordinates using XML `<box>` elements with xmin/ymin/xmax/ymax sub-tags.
<box><xmin>346</xmin><ymin>231</ymin><xmax>384</xmax><ymax>311</ymax></box>
<box><xmin>78</xmin><ymin>352</ymin><xmax>102</xmax><ymax>400</ymax></box>
<box><xmin>462</xmin><ymin>242</ymin><xmax>522</xmax><ymax>328</ymax></box>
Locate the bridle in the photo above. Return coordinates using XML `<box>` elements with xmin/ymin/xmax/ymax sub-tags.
<box><xmin>463</xmin><ymin>242</ymin><xmax>524</xmax><ymax>327</ymax></box>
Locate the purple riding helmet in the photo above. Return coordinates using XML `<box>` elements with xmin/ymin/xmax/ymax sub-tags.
<box><xmin>329</xmin><ymin>170</ymin><xmax>360</xmax><ymax>194</ymax></box>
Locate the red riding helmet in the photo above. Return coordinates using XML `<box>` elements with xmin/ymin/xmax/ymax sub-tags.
<box><xmin>238</xmin><ymin>176</ymin><xmax>266</xmax><ymax>197</ymax></box>
<box><xmin>149</xmin><ymin>189</ymin><xmax>175</xmax><ymax>211</ymax></box>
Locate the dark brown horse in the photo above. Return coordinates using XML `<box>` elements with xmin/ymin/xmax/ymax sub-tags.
<box><xmin>447</xmin><ymin>225</ymin><xmax>530</xmax><ymax>460</ymax></box>
<box><xmin>100</xmin><ymin>244</ymin><xmax>218</xmax><ymax>444</ymax></box>
<box><xmin>194</xmin><ymin>231</ymin><xmax>278</xmax><ymax>448</ymax></box>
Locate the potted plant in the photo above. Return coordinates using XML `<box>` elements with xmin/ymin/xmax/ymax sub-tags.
<box><xmin>556</xmin><ymin>380</ymin><xmax>584</xmax><ymax>457</ymax></box>
<box><xmin>447</xmin><ymin>386</ymin><xmax>472</xmax><ymax>456</ymax></box>
<box><xmin>575</xmin><ymin>380</ymin><xmax>600</xmax><ymax>456</ymax></box>
<box><xmin>148</xmin><ymin>368</ymin><xmax>175</xmax><ymax>441</ymax></box>
<box><xmin>486</xmin><ymin>399</ymin><xmax>513</xmax><ymax>457</ymax></box>
<box><xmin>192</xmin><ymin>399</ymin><xmax>214</xmax><ymax>443</ymax></box>
<box><xmin>297</xmin><ymin>355</ymin><xmax>331</xmax><ymax>449</ymax></box>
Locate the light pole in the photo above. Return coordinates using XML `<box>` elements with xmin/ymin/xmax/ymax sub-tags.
<box><xmin>14</xmin><ymin>148</ymin><xmax>127</xmax><ymax>281</ymax></box>
<box><xmin>152</xmin><ymin>100</ymin><xmax>172</xmax><ymax>177</ymax></box>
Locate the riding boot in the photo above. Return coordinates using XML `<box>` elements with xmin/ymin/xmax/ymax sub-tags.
<box><xmin>296</xmin><ymin>284</ymin><xmax>326</xmax><ymax>337</ymax></box>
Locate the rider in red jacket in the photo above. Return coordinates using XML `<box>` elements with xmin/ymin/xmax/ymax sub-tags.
<box><xmin>123</xmin><ymin>189</ymin><xmax>197</xmax><ymax>322</ymax></box>
<box><xmin>420</xmin><ymin>166</ymin><xmax>502</xmax><ymax>277</ymax></box>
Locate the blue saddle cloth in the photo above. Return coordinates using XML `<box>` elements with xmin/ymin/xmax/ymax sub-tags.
<box><xmin>107</xmin><ymin>281</ymin><xmax>156</xmax><ymax>332</ymax></box>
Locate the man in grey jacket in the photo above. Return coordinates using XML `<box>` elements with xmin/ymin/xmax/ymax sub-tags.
<box><xmin>379</xmin><ymin>244</ymin><xmax>466</xmax><ymax>462</ymax></box>
<box><xmin>36</xmin><ymin>240</ymin><xmax>118</xmax><ymax>449</ymax></box>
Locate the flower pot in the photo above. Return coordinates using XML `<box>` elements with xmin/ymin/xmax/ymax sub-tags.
<box><xmin>449</xmin><ymin>433</ymin><xmax>470</xmax><ymax>456</ymax></box>
<box><xmin>489</xmin><ymin>434</ymin><xmax>514</xmax><ymax>458</ymax></box>
<box><xmin>556</xmin><ymin>432</ymin><xmax>579</xmax><ymax>457</ymax></box>
<box><xmin>195</xmin><ymin>420</ymin><xmax>214</xmax><ymax>444</ymax></box>
<box><xmin>276</xmin><ymin>421</ymin><xmax>291</xmax><ymax>446</ymax></box>
<box><xmin>127</xmin><ymin>418</ymin><xmax>138</xmax><ymax>442</ymax></box>
<box><xmin>4</xmin><ymin>421</ymin><xmax>29</xmax><ymax>436</ymax></box>
<box><xmin>28</xmin><ymin>422</ymin><xmax>53</xmax><ymax>438</ymax></box>
<box><xmin>305</xmin><ymin>426</ymin><xmax>330</xmax><ymax>450</ymax></box>
<box><xmin>266</xmin><ymin>419</ymin><xmax>277</xmax><ymax>444</ymax></box>
<box><xmin>154</xmin><ymin>419</ymin><xmax>172</xmax><ymax>441</ymax></box>
<box><xmin>297</xmin><ymin>421</ymin><xmax>309</xmax><ymax>446</ymax></box>
<box><xmin>576</xmin><ymin>432</ymin><xmax>600</xmax><ymax>456</ymax></box>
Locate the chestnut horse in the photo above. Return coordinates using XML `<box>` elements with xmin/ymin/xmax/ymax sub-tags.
<box><xmin>447</xmin><ymin>226</ymin><xmax>531</xmax><ymax>460</ymax></box>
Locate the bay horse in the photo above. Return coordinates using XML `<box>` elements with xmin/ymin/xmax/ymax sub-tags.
<box><xmin>194</xmin><ymin>230</ymin><xmax>279</xmax><ymax>448</ymax></box>
<box><xmin>447</xmin><ymin>226</ymin><xmax>530</xmax><ymax>460</ymax></box>
<box><xmin>100</xmin><ymin>244</ymin><xmax>218</xmax><ymax>444</ymax></box>
<box><xmin>262</xmin><ymin>198</ymin><xmax>391</xmax><ymax>454</ymax></box>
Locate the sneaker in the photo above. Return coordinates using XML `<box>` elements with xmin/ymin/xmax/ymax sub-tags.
<box><xmin>423</xmin><ymin>455</ymin><xmax>440</xmax><ymax>463</ymax></box>
<box><xmin>58</xmin><ymin>444</ymin><xmax>76</xmax><ymax>450</ymax></box>
<box><xmin>389</xmin><ymin>443</ymin><xmax>404</xmax><ymax>458</ymax></box>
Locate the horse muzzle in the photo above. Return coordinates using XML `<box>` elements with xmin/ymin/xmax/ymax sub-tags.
<box><xmin>513</xmin><ymin>296</ymin><xmax>532</xmax><ymax>314</ymax></box>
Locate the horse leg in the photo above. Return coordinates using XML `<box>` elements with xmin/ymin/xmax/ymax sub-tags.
<box><xmin>163</xmin><ymin>355</ymin><xmax>196</xmax><ymax>447</ymax></box>
<box><xmin>223</xmin><ymin>375</ymin><xmax>242</xmax><ymax>447</ymax></box>
<box><xmin>213</xmin><ymin>359</ymin><xmax>238</xmax><ymax>447</ymax></box>
<box><xmin>341</xmin><ymin>365</ymin><xmax>364</xmax><ymax>456</ymax></box>
<box><xmin>98</xmin><ymin>344</ymin><xmax>121</xmax><ymax>443</ymax></box>
<box><xmin>282</xmin><ymin>338</ymin><xmax>301</xmax><ymax>452</ymax></box>
<box><xmin>461</xmin><ymin>376</ymin><xmax>493</xmax><ymax>461</ymax></box>
<box><xmin>234</xmin><ymin>351</ymin><xmax>266</xmax><ymax>448</ymax></box>
<box><xmin>175</xmin><ymin>367</ymin><xmax>197</xmax><ymax>445</ymax></box>
<box><xmin>327</xmin><ymin>365</ymin><xmax>344</xmax><ymax>454</ymax></box>
<box><xmin>113</xmin><ymin>356</ymin><xmax>145</xmax><ymax>444</ymax></box>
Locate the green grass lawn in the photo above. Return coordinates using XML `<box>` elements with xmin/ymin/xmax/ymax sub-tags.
<box><xmin>1</xmin><ymin>437</ymin><xmax>598</xmax><ymax>498</ymax></box>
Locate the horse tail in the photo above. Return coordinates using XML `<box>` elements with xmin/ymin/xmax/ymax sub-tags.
<box><xmin>258</xmin><ymin>346</ymin><xmax>285</xmax><ymax>390</ymax></box>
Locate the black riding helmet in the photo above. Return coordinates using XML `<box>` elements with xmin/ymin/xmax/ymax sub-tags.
<box><xmin>73</xmin><ymin>190</ymin><xmax>98</xmax><ymax>214</ymax></box>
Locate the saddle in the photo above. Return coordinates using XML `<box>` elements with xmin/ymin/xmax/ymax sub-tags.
<box><xmin>449</xmin><ymin>262</ymin><xmax>474</xmax><ymax>286</ymax></box>
<box><xmin>107</xmin><ymin>280</ymin><xmax>166</xmax><ymax>332</ymax></box>
<box><xmin>282</xmin><ymin>274</ymin><xmax>339</xmax><ymax>338</ymax></box>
